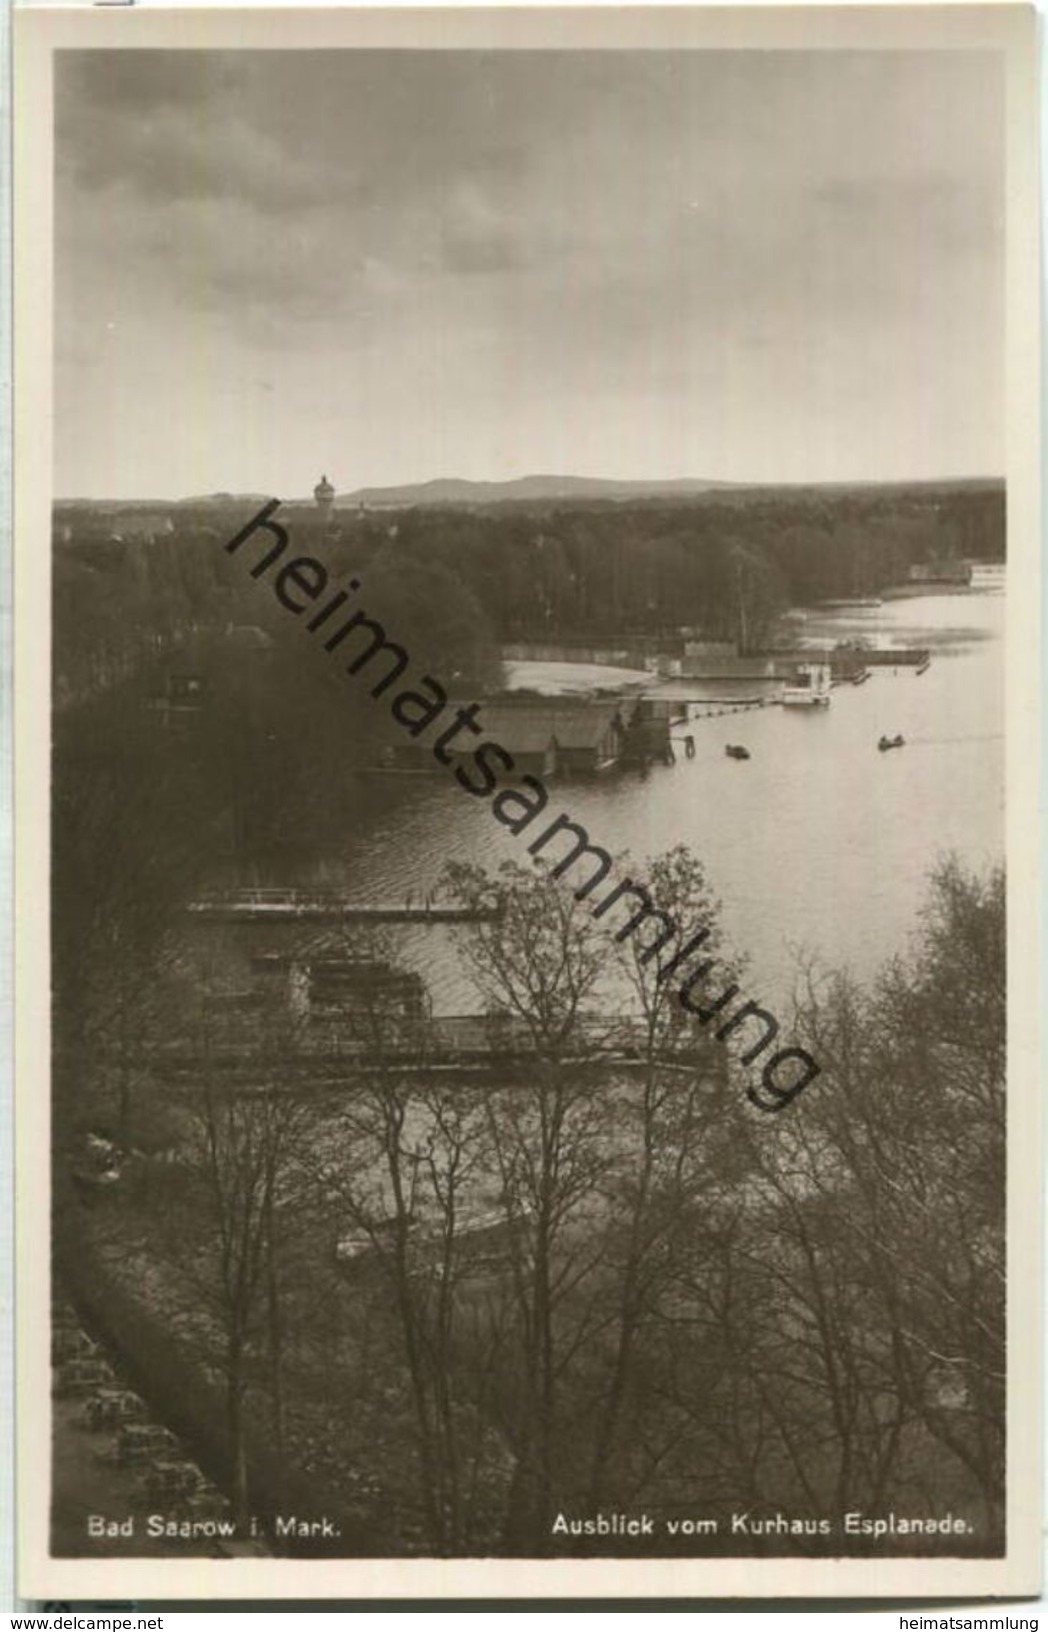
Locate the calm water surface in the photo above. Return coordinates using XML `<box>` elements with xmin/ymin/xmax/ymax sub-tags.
<box><xmin>299</xmin><ymin>573</ymin><xmax>1004</xmax><ymax>1012</ymax></box>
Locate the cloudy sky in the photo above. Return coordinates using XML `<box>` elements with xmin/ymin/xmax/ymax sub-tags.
<box><xmin>55</xmin><ymin>48</ymin><xmax>1003</xmax><ymax>499</ymax></box>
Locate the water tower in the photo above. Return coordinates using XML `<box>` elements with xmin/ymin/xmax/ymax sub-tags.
<box><xmin>313</xmin><ymin>473</ymin><xmax>335</xmax><ymax>516</ymax></box>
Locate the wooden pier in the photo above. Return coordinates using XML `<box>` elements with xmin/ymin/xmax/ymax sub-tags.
<box><xmin>186</xmin><ymin>889</ymin><xmax>497</xmax><ymax>924</ymax></box>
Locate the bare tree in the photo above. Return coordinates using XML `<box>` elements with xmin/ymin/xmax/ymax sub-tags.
<box><xmin>142</xmin><ymin>998</ymin><xmax>309</xmax><ymax>1529</ymax></box>
<box><xmin>299</xmin><ymin>930</ymin><xmax>512</xmax><ymax>1549</ymax></box>
<box><xmin>584</xmin><ymin>846</ymin><xmax>745</xmax><ymax>1509</ymax></box>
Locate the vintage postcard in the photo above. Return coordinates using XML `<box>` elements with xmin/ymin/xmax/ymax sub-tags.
<box><xmin>15</xmin><ymin>4</ymin><xmax>1041</xmax><ymax>1602</ymax></box>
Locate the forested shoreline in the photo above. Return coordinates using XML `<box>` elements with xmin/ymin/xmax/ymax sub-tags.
<box><xmin>54</xmin><ymin>480</ymin><xmax>1004</xmax><ymax>705</ymax></box>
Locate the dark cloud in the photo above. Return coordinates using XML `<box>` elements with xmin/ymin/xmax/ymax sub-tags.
<box><xmin>54</xmin><ymin>48</ymin><xmax>1005</xmax><ymax>497</ymax></box>
<box><xmin>56</xmin><ymin>49</ymin><xmax>533</xmax><ymax>217</ymax></box>
<box><xmin>56</xmin><ymin>49</ymin><xmax>236</xmax><ymax>112</ymax></box>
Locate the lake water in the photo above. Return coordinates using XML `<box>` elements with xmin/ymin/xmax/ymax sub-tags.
<box><xmin>299</xmin><ymin>570</ymin><xmax>1005</xmax><ymax>1013</ymax></box>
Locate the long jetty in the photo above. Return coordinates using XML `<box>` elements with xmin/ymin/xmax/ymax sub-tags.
<box><xmin>186</xmin><ymin>889</ymin><xmax>497</xmax><ymax>923</ymax></box>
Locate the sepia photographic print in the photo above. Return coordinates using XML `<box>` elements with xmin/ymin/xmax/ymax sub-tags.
<box><xmin>16</xmin><ymin>4</ymin><xmax>1041</xmax><ymax>1602</ymax></box>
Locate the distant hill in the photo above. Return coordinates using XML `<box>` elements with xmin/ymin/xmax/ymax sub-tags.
<box><xmin>54</xmin><ymin>495</ymin><xmax>273</xmax><ymax>511</ymax></box>
<box><xmin>341</xmin><ymin>474</ymin><xmax>738</xmax><ymax>507</ymax></box>
<box><xmin>54</xmin><ymin>498</ymin><xmax>180</xmax><ymax>512</ymax></box>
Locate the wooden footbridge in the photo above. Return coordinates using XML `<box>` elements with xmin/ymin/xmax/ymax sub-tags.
<box><xmin>672</xmin><ymin>695</ymin><xmax>782</xmax><ymax>722</ymax></box>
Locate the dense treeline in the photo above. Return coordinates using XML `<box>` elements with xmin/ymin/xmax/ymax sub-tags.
<box><xmin>393</xmin><ymin>481</ymin><xmax>1004</xmax><ymax>645</ymax></box>
<box><xmin>52</xmin><ymin>513</ymin><xmax>500</xmax><ymax>707</ymax></box>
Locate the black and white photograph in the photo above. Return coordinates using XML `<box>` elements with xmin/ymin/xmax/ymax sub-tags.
<box><xmin>16</xmin><ymin>4</ymin><xmax>1041</xmax><ymax>1602</ymax></box>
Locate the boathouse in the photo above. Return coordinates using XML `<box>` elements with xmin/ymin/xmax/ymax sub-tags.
<box><xmin>465</xmin><ymin>704</ymin><xmax>561</xmax><ymax>778</ymax></box>
<box><xmin>470</xmin><ymin>698</ymin><xmax>630</xmax><ymax>776</ymax></box>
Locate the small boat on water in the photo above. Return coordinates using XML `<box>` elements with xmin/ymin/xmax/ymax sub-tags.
<box><xmin>878</xmin><ymin>734</ymin><xmax>905</xmax><ymax>752</ymax></box>
<box><xmin>725</xmin><ymin>744</ymin><xmax>751</xmax><ymax>760</ymax></box>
